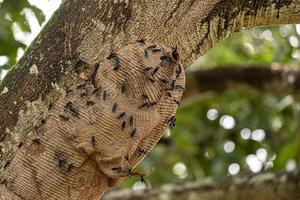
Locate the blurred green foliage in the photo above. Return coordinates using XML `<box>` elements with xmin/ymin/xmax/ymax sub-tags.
<box><xmin>191</xmin><ymin>25</ymin><xmax>300</xmax><ymax>69</ymax></box>
<box><xmin>0</xmin><ymin>1</ymin><xmax>300</xmax><ymax>191</ymax></box>
<box><xmin>0</xmin><ymin>0</ymin><xmax>45</xmax><ymax>69</ymax></box>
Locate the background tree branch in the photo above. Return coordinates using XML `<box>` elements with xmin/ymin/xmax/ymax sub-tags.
<box><xmin>104</xmin><ymin>171</ymin><xmax>300</xmax><ymax>200</ymax></box>
<box><xmin>184</xmin><ymin>64</ymin><xmax>300</xmax><ymax>100</ymax></box>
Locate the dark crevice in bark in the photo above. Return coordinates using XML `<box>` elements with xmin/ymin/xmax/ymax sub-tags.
<box><xmin>164</xmin><ymin>0</ymin><xmax>184</xmax><ymax>26</ymax></box>
<box><xmin>194</xmin><ymin>20</ymin><xmax>210</xmax><ymax>49</ymax></box>
<box><xmin>187</xmin><ymin>0</ymin><xmax>197</xmax><ymax>10</ymax></box>
<box><xmin>101</xmin><ymin>1</ymin><xmax>133</xmax><ymax>33</ymax></box>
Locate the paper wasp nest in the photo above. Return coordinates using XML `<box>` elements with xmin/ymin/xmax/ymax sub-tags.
<box><xmin>2</xmin><ymin>41</ymin><xmax>185</xmax><ymax>199</ymax></box>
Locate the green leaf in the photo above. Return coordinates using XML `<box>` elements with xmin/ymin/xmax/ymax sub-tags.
<box><xmin>16</xmin><ymin>13</ymin><xmax>31</xmax><ymax>32</ymax></box>
<box><xmin>29</xmin><ymin>5</ymin><xmax>45</xmax><ymax>25</ymax></box>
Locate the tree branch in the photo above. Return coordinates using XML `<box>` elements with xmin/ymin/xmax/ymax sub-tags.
<box><xmin>184</xmin><ymin>64</ymin><xmax>300</xmax><ymax>99</ymax></box>
<box><xmin>1</xmin><ymin>0</ymin><xmax>300</xmax><ymax>199</ymax></box>
<box><xmin>103</xmin><ymin>171</ymin><xmax>300</xmax><ymax>200</ymax></box>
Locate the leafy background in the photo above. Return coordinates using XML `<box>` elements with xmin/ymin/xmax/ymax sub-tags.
<box><xmin>0</xmin><ymin>0</ymin><xmax>300</xmax><ymax>191</ymax></box>
<box><xmin>0</xmin><ymin>0</ymin><xmax>44</xmax><ymax>70</ymax></box>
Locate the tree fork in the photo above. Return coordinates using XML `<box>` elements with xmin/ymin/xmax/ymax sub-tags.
<box><xmin>0</xmin><ymin>0</ymin><xmax>300</xmax><ymax>199</ymax></box>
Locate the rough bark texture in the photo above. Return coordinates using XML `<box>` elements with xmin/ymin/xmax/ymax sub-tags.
<box><xmin>103</xmin><ymin>171</ymin><xmax>300</xmax><ymax>200</ymax></box>
<box><xmin>184</xmin><ymin>64</ymin><xmax>300</xmax><ymax>100</ymax></box>
<box><xmin>0</xmin><ymin>0</ymin><xmax>300</xmax><ymax>199</ymax></box>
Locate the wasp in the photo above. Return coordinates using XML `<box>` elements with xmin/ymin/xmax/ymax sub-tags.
<box><xmin>144</xmin><ymin>49</ymin><xmax>149</xmax><ymax>58</ymax></box>
<box><xmin>130</xmin><ymin>128</ymin><xmax>137</xmax><ymax>137</ymax></box>
<box><xmin>118</xmin><ymin>112</ymin><xmax>126</xmax><ymax>119</ymax></box>
<box><xmin>80</xmin><ymin>92</ymin><xmax>88</xmax><ymax>97</ymax></box>
<box><xmin>92</xmin><ymin>87</ymin><xmax>100</xmax><ymax>94</ymax></box>
<box><xmin>144</xmin><ymin>44</ymin><xmax>159</xmax><ymax>58</ymax></box>
<box><xmin>48</xmin><ymin>103</ymin><xmax>53</xmax><ymax>111</ymax></box>
<box><xmin>32</xmin><ymin>138</ymin><xmax>41</xmax><ymax>144</ymax></box>
<box><xmin>86</xmin><ymin>101</ymin><xmax>95</xmax><ymax>106</ymax></box>
<box><xmin>173</xmin><ymin>99</ymin><xmax>180</xmax><ymax>106</ymax></box>
<box><xmin>17</xmin><ymin>142</ymin><xmax>23</xmax><ymax>148</ymax></box>
<box><xmin>34</xmin><ymin>126</ymin><xmax>39</xmax><ymax>135</ymax></box>
<box><xmin>77</xmin><ymin>83</ymin><xmax>86</xmax><ymax>89</ymax></box>
<box><xmin>152</xmin><ymin>67</ymin><xmax>159</xmax><ymax>75</ymax></box>
<box><xmin>147</xmin><ymin>101</ymin><xmax>157</xmax><ymax>107</ymax></box>
<box><xmin>152</xmin><ymin>48</ymin><xmax>161</xmax><ymax>52</ymax></box>
<box><xmin>121</xmin><ymin>82</ymin><xmax>126</xmax><ymax>93</ymax></box>
<box><xmin>58</xmin><ymin>159</ymin><xmax>66</xmax><ymax>168</ymax></box>
<box><xmin>140</xmin><ymin>174</ymin><xmax>146</xmax><ymax>183</ymax></box>
<box><xmin>91</xmin><ymin>136</ymin><xmax>96</xmax><ymax>147</ymax></box>
<box><xmin>121</xmin><ymin>121</ymin><xmax>126</xmax><ymax>130</ymax></box>
<box><xmin>160</xmin><ymin>55</ymin><xmax>170</xmax><ymax>65</ymax></box>
<box><xmin>124</xmin><ymin>154</ymin><xmax>129</xmax><ymax>161</ymax></box>
<box><xmin>111</xmin><ymin>167</ymin><xmax>122</xmax><ymax>172</ymax></box>
<box><xmin>137</xmin><ymin>38</ymin><xmax>146</xmax><ymax>44</ymax></box>
<box><xmin>107</xmin><ymin>51</ymin><xmax>121</xmax><ymax>70</ymax></box>
<box><xmin>107</xmin><ymin>51</ymin><xmax>117</xmax><ymax>60</ymax></box>
<box><xmin>59</xmin><ymin>114</ymin><xmax>69</xmax><ymax>121</ymax></box>
<box><xmin>129</xmin><ymin>116</ymin><xmax>133</xmax><ymax>126</ymax></box>
<box><xmin>65</xmin><ymin>87</ymin><xmax>73</xmax><ymax>97</ymax></box>
<box><xmin>91</xmin><ymin>63</ymin><xmax>100</xmax><ymax>88</ymax></box>
<box><xmin>176</xmin><ymin>64</ymin><xmax>182</xmax><ymax>78</ymax></box>
<box><xmin>146</xmin><ymin>77</ymin><xmax>155</xmax><ymax>83</ymax></box>
<box><xmin>167</xmin><ymin>92</ymin><xmax>172</xmax><ymax>98</ymax></box>
<box><xmin>175</xmin><ymin>85</ymin><xmax>185</xmax><ymax>90</ymax></box>
<box><xmin>160</xmin><ymin>78</ymin><xmax>168</xmax><ymax>84</ymax></box>
<box><xmin>142</xmin><ymin>94</ymin><xmax>149</xmax><ymax>99</ymax></box>
<box><xmin>112</xmin><ymin>103</ymin><xmax>118</xmax><ymax>113</ymax></box>
<box><xmin>106</xmin><ymin>52</ymin><xmax>120</xmax><ymax>70</ymax></box>
<box><xmin>171</xmin><ymin>46</ymin><xmax>179</xmax><ymax>61</ymax></box>
<box><xmin>137</xmin><ymin>148</ymin><xmax>145</xmax><ymax>156</ymax></box>
<box><xmin>113</xmin><ymin>56</ymin><xmax>121</xmax><ymax>70</ymax></box>
<box><xmin>4</xmin><ymin>161</ymin><xmax>11</xmax><ymax>169</ymax></box>
<box><xmin>125</xmin><ymin>169</ymin><xmax>147</xmax><ymax>183</ymax></box>
<box><xmin>147</xmin><ymin>44</ymin><xmax>157</xmax><ymax>49</ymax></box>
<box><xmin>103</xmin><ymin>90</ymin><xmax>108</xmax><ymax>101</ymax></box>
<box><xmin>65</xmin><ymin>102</ymin><xmax>80</xmax><ymax>117</ymax></box>
<box><xmin>74</xmin><ymin>58</ymin><xmax>86</xmax><ymax>73</ymax></box>
<box><xmin>144</xmin><ymin>67</ymin><xmax>153</xmax><ymax>72</ymax></box>
<box><xmin>139</xmin><ymin>102</ymin><xmax>148</xmax><ymax>109</ymax></box>
<box><xmin>67</xmin><ymin>163</ymin><xmax>74</xmax><ymax>172</ymax></box>
<box><xmin>1</xmin><ymin>179</ymin><xmax>8</xmax><ymax>187</ymax></box>
<box><xmin>170</xmin><ymin>80</ymin><xmax>176</xmax><ymax>90</ymax></box>
<box><xmin>168</xmin><ymin>116</ymin><xmax>176</xmax><ymax>129</ymax></box>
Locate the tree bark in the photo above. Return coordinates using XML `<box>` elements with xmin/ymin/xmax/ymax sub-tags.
<box><xmin>1</xmin><ymin>0</ymin><xmax>300</xmax><ymax>199</ymax></box>
<box><xmin>184</xmin><ymin>64</ymin><xmax>300</xmax><ymax>100</ymax></box>
<box><xmin>103</xmin><ymin>171</ymin><xmax>300</xmax><ymax>200</ymax></box>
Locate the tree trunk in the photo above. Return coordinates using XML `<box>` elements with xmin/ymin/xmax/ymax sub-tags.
<box><xmin>1</xmin><ymin>0</ymin><xmax>300</xmax><ymax>199</ymax></box>
<box><xmin>103</xmin><ymin>171</ymin><xmax>300</xmax><ymax>200</ymax></box>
